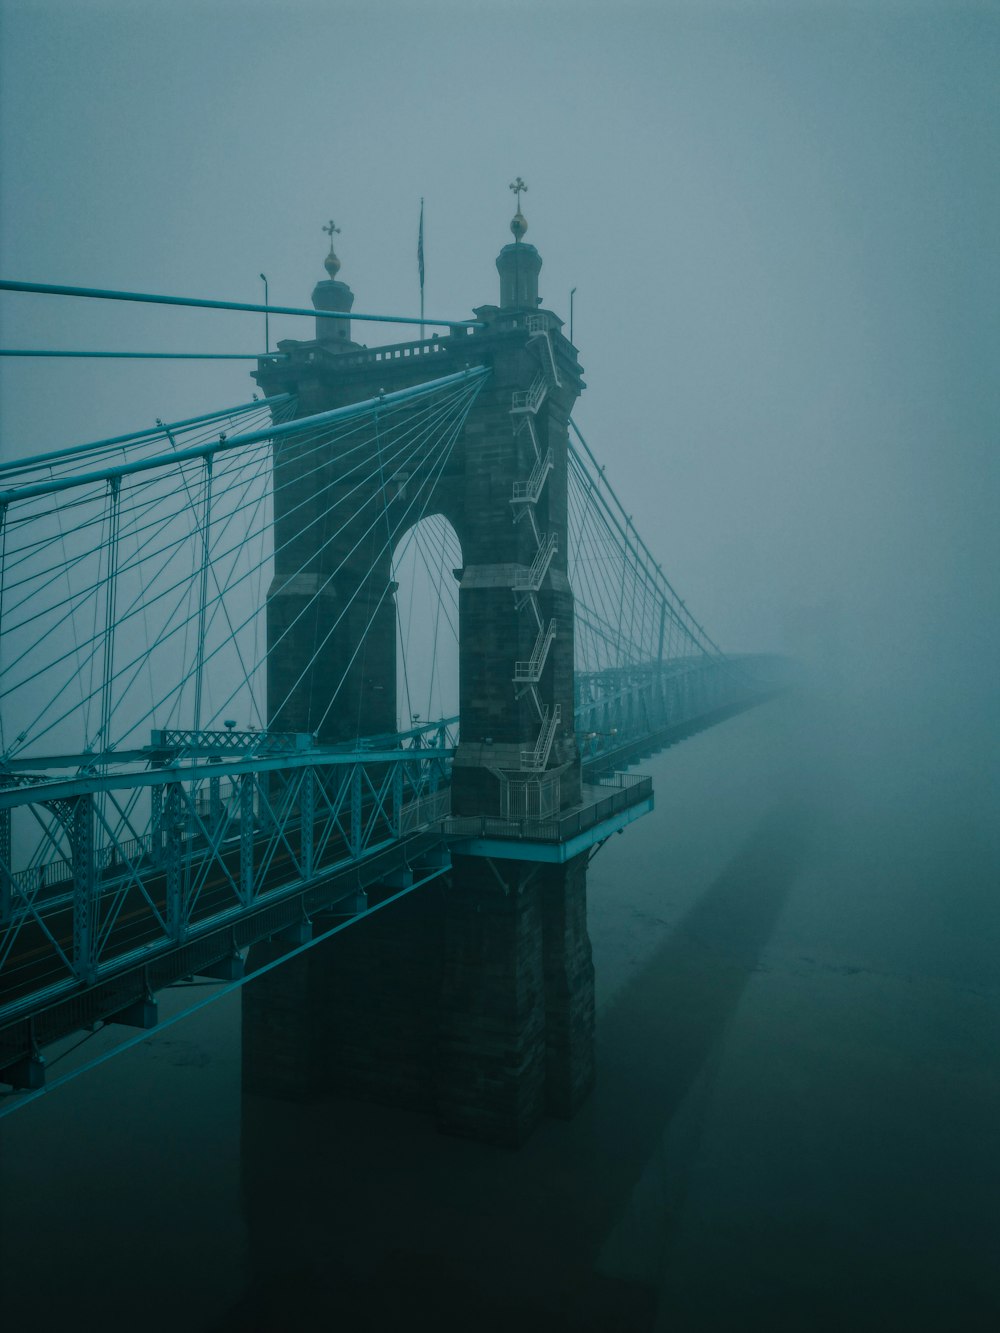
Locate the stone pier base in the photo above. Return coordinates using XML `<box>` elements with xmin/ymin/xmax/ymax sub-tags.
<box><xmin>242</xmin><ymin>884</ymin><xmax>444</xmax><ymax>1106</ymax></box>
<box><xmin>540</xmin><ymin>856</ymin><xmax>596</xmax><ymax>1118</ymax></box>
<box><xmin>242</xmin><ymin>853</ymin><xmax>595</xmax><ymax>1147</ymax></box>
<box><xmin>435</xmin><ymin>855</ymin><xmax>547</xmax><ymax>1145</ymax></box>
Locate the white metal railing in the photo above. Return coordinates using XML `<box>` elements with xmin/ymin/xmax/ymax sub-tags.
<box><xmin>501</xmin><ymin>770</ymin><xmax>561</xmax><ymax>820</ymax></box>
<box><xmin>444</xmin><ymin>771</ymin><xmax>653</xmax><ymax>844</ymax></box>
<box><xmin>520</xmin><ymin>703</ymin><xmax>561</xmax><ymax>771</ymax></box>
<box><xmin>398</xmin><ymin>788</ymin><xmax>451</xmax><ymax>836</ymax></box>
<box><xmin>512</xmin><ymin>533</ymin><xmax>557</xmax><ymax>592</ymax></box>
<box><xmin>510</xmin><ymin>374</ymin><xmax>547</xmax><ymax>415</ymax></box>
<box><xmin>511</xmin><ymin>449</ymin><xmax>553</xmax><ymax>505</ymax></box>
<box><xmin>513</xmin><ymin>619</ymin><xmax>556</xmax><ymax>683</ymax></box>
<box><xmin>527</xmin><ymin>324</ymin><xmax>562</xmax><ymax>387</ymax></box>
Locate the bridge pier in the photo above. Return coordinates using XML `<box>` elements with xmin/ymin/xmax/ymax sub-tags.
<box><xmin>540</xmin><ymin>855</ymin><xmax>596</xmax><ymax>1118</ymax></box>
<box><xmin>242</xmin><ymin>884</ymin><xmax>443</xmax><ymax>1107</ymax></box>
<box><xmin>242</xmin><ymin>939</ymin><xmax>314</xmax><ymax>1100</ymax></box>
<box><xmin>242</xmin><ymin>853</ymin><xmax>594</xmax><ymax>1147</ymax></box>
<box><xmin>436</xmin><ymin>856</ymin><xmax>547</xmax><ymax>1145</ymax></box>
<box><xmin>436</xmin><ymin>852</ymin><xmax>594</xmax><ymax>1143</ymax></box>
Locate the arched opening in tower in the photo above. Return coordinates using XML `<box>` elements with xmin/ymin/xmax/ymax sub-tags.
<box><xmin>391</xmin><ymin>514</ymin><xmax>462</xmax><ymax>734</ymax></box>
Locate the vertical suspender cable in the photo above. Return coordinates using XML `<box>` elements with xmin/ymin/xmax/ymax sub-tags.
<box><xmin>617</xmin><ymin>514</ymin><xmax>633</xmax><ymax>667</ymax></box>
<box><xmin>97</xmin><ymin>476</ymin><xmax>122</xmax><ymax>759</ymax></box>
<box><xmin>193</xmin><ymin>452</ymin><xmax>215</xmax><ymax>734</ymax></box>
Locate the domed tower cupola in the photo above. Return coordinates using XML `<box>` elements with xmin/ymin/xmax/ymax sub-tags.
<box><xmin>311</xmin><ymin>218</ymin><xmax>356</xmax><ymax>347</ymax></box>
<box><xmin>496</xmin><ymin>177</ymin><xmax>542</xmax><ymax>311</ymax></box>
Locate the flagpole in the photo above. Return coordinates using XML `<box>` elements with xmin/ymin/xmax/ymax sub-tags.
<box><xmin>418</xmin><ymin>197</ymin><xmax>425</xmax><ymax>340</ymax></box>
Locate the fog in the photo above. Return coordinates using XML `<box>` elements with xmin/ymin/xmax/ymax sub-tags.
<box><xmin>2</xmin><ymin>0</ymin><xmax>995</xmax><ymax>979</ymax></box>
<box><xmin>3</xmin><ymin>1</ymin><xmax>996</xmax><ymax>703</ymax></box>
<box><xmin>0</xmin><ymin>3</ymin><xmax>997</xmax><ymax>1325</ymax></box>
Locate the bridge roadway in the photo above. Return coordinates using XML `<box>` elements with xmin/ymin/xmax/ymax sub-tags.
<box><xmin>0</xmin><ymin>659</ymin><xmax>781</xmax><ymax>1092</ymax></box>
<box><xmin>0</xmin><ymin>762</ymin><xmax>639</xmax><ymax>1089</ymax></box>
<box><xmin>0</xmin><ymin>776</ymin><xmax>648</xmax><ymax>1090</ymax></box>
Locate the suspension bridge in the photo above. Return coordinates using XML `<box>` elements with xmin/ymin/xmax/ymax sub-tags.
<box><xmin>0</xmin><ymin>203</ymin><xmax>781</xmax><ymax>1139</ymax></box>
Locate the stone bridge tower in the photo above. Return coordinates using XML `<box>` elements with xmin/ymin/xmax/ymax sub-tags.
<box><xmin>246</xmin><ymin>201</ymin><xmax>595</xmax><ymax>1145</ymax></box>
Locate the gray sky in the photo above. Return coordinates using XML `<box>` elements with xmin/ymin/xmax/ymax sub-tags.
<box><xmin>1</xmin><ymin>0</ymin><xmax>997</xmax><ymax>694</ymax></box>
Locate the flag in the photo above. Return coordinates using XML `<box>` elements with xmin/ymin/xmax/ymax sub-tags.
<box><xmin>417</xmin><ymin>198</ymin><xmax>425</xmax><ymax>292</ymax></box>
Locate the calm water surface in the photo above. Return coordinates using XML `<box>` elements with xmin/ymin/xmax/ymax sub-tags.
<box><xmin>1</xmin><ymin>689</ymin><xmax>997</xmax><ymax>1331</ymax></box>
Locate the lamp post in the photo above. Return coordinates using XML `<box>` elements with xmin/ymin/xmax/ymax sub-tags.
<box><xmin>569</xmin><ymin>287</ymin><xmax>577</xmax><ymax>345</ymax></box>
<box><xmin>259</xmin><ymin>273</ymin><xmax>269</xmax><ymax>352</ymax></box>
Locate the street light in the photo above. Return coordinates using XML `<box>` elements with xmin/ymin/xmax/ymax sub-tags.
<box><xmin>569</xmin><ymin>287</ymin><xmax>577</xmax><ymax>345</ymax></box>
<box><xmin>259</xmin><ymin>273</ymin><xmax>269</xmax><ymax>352</ymax></box>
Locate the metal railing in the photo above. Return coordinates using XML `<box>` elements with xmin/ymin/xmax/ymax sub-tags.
<box><xmin>520</xmin><ymin>703</ymin><xmax>562</xmax><ymax>771</ymax></box>
<box><xmin>510</xmin><ymin>374</ymin><xmax>548</xmax><ymax>415</ymax></box>
<box><xmin>511</xmin><ymin>448</ymin><xmax>553</xmax><ymax>505</ymax></box>
<box><xmin>513</xmin><ymin>619</ymin><xmax>557</xmax><ymax>683</ymax></box>
<box><xmin>513</xmin><ymin>532</ymin><xmax>558</xmax><ymax>593</ymax></box>
<box><xmin>398</xmin><ymin>788</ymin><xmax>451</xmax><ymax>836</ymax></box>
<box><xmin>444</xmin><ymin>772</ymin><xmax>652</xmax><ymax>844</ymax></box>
<box><xmin>526</xmin><ymin>322</ymin><xmax>561</xmax><ymax>387</ymax></box>
<box><xmin>524</xmin><ymin>313</ymin><xmax>553</xmax><ymax>334</ymax></box>
<box><xmin>148</xmin><ymin>728</ymin><xmax>312</xmax><ymax>755</ymax></box>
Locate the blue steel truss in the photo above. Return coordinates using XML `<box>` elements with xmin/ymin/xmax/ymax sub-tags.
<box><xmin>0</xmin><ymin>725</ymin><xmax>455</xmax><ymax>1031</ymax></box>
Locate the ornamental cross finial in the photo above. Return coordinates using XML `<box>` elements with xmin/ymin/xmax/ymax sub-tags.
<box><xmin>509</xmin><ymin>177</ymin><xmax>527</xmax><ymax>209</ymax></box>
<box><xmin>322</xmin><ymin>219</ymin><xmax>343</xmax><ymax>278</ymax></box>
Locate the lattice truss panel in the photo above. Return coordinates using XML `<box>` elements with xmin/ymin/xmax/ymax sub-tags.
<box><xmin>0</xmin><ymin>744</ymin><xmax>452</xmax><ymax>1020</ymax></box>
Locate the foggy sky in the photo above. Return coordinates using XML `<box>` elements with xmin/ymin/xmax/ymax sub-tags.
<box><xmin>1</xmin><ymin>0</ymin><xmax>997</xmax><ymax>709</ymax></box>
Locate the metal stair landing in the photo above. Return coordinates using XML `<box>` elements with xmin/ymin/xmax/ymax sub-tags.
<box><xmin>513</xmin><ymin>619</ymin><xmax>557</xmax><ymax>689</ymax></box>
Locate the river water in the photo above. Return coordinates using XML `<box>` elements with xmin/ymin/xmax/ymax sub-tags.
<box><xmin>1</xmin><ymin>687</ymin><xmax>996</xmax><ymax>1331</ymax></box>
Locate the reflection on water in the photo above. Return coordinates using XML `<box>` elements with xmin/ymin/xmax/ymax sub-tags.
<box><xmin>1</xmin><ymin>693</ymin><xmax>997</xmax><ymax>1332</ymax></box>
